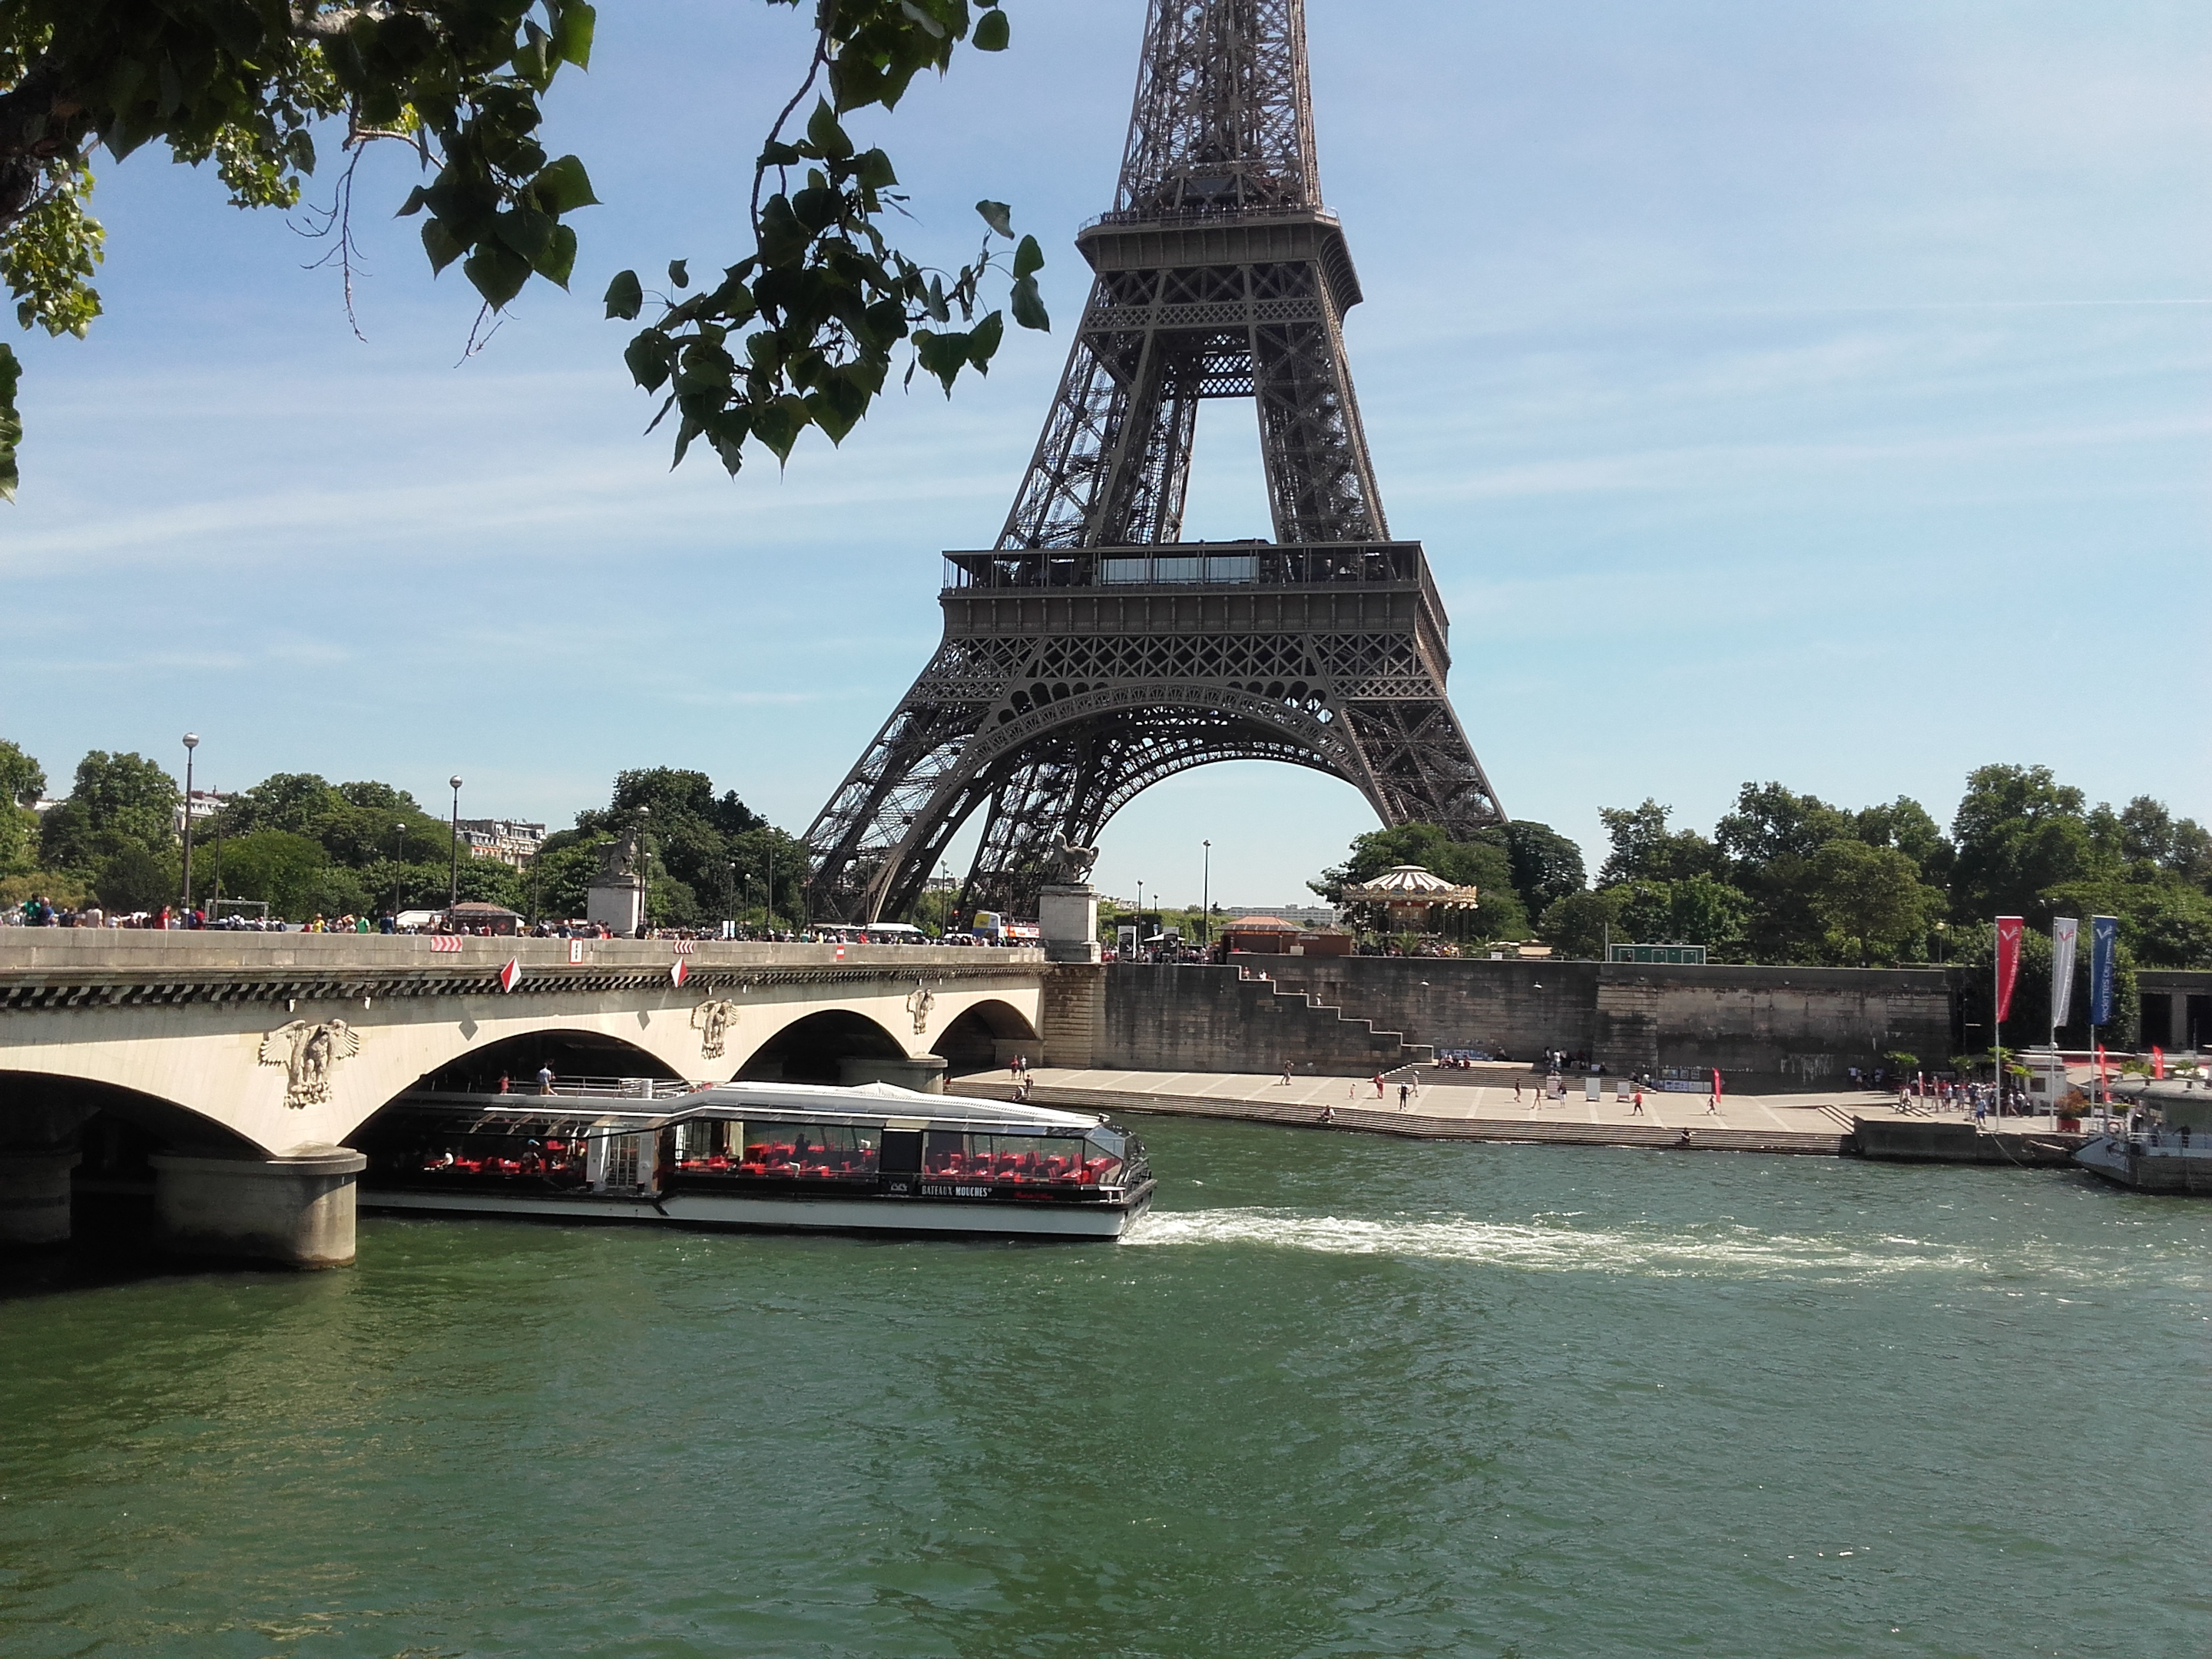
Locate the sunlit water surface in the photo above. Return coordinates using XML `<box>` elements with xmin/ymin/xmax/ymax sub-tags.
<box><xmin>4</xmin><ymin>1121</ymin><xmax>2207</xmax><ymax>1658</ymax></box>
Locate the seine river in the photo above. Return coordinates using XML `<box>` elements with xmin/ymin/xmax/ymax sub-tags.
<box><xmin>4</xmin><ymin>1121</ymin><xmax>2206</xmax><ymax>1657</ymax></box>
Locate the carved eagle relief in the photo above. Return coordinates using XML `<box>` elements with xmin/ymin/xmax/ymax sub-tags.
<box><xmin>690</xmin><ymin>1000</ymin><xmax>740</xmax><ymax>1060</ymax></box>
<box><xmin>258</xmin><ymin>1019</ymin><xmax>363</xmax><ymax>1110</ymax></box>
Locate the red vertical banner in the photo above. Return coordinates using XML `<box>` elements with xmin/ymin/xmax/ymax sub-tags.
<box><xmin>1994</xmin><ymin>916</ymin><xmax>2024</xmax><ymax>1024</ymax></box>
<box><xmin>2152</xmin><ymin>1046</ymin><xmax>2166</xmax><ymax>1080</ymax></box>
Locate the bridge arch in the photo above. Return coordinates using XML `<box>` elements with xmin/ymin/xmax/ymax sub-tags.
<box><xmin>931</xmin><ymin>998</ymin><xmax>1041</xmax><ymax>1075</ymax></box>
<box><xmin>735</xmin><ymin>1008</ymin><xmax>909</xmax><ymax>1084</ymax></box>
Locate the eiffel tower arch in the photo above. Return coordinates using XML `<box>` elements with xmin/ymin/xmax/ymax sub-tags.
<box><xmin>804</xmin><ymin>0</ymin><xmax>1503</xmax><ymax>924</ymax></box>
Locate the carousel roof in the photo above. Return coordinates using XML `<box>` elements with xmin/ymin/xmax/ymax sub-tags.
<box><xmin>1226</xmin><ymin>914</ymin><xmax>1300</xmax><ymax>932</ymax></box>
<box><xmin>1339</xmin><ymin>865</ymin><xmax>1482</xmax><ymax>907</ymax></box>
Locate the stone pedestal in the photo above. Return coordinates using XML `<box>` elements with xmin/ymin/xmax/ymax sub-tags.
<box><xmin>839</xmin><ymin>1055</ymin><xmax>949</xmax><ymax>1094</ymax></box>
<box><xmin>0</xmin><ymin>1148</ymin><xmax>81</xmax><ymax>1247</ymax></box>
<box><xmin>151</xmin><ymin>1147</ymin><xmax>368</xmax><ymax>1269</ymax></box>
<box><xmin>1039</xmin><ymin>883</ymin><xmax>1102</xmax><ymax>965</ymax></box>
<box><xmin>587</xmin><ymin>875</ymin><xmax>646</xmax><ymax>936</ymax></box>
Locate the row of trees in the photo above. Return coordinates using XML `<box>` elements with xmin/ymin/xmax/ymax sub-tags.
<box><xmin>1</xmin><ymin>740</ymin><xmax>813</xmax><ymax>929</ymax></box>
<box><xmin>1313</xmin><ymin>765</ymin><xmax>2212</xmax><ymax>972</ymax></box>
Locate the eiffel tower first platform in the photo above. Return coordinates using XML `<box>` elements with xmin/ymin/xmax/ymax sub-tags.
<box><xmin>805</xmin><ymin>0</ymin><xmax>1503</xmax><ymax>924</ymax></box>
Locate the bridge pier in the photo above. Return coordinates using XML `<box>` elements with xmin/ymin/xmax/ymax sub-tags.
<box><xmin>0</xmin><ymin>1146</ymin><xmax>81</xmax><ymax>1247</ymax></box>
<box><xmin>151</xmin><ymin>1147</ymin><xmax>369</xmax><ymax>1269</ymax></box>
<box><xmin>839</xmin><ymin>1055</ymin><xmax>949</xmax><ymax>1094</ymax></box>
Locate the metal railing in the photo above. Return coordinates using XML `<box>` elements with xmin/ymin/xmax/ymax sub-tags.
<box><xmin>944</xmin><ymin>542</ymin><xmax>1431</xmax><ymax>594</ymax></box>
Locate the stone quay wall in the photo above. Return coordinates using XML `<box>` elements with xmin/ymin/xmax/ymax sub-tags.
<box><xmin>1184</xmin><ymin>955</ymin><xmax>1955</xmax><ymax>1086</ymax></box>
<box><xmin>1081</xmin><ymin>965</ymin><xmax>1432</xmax><ymax>1076</ymax></box>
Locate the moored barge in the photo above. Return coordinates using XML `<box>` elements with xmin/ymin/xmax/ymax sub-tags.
<box><xmin>354</xmin><ymin>1081</ymin><xmax>1154</xmax><ymax>1239</ymax></box>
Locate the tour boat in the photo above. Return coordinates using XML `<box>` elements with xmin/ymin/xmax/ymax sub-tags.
<box><xmin>2074</xmin><ymin>1079</ymin><xmax>2212</xmax><ymax>1196</ymax></box>
<box><xmin>354</xmin><ymin>1081</ymin><xmax>1154</xmax><ymax>1239</ymax></box>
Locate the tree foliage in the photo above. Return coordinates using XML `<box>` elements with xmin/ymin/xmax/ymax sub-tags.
<box><xmin>0</xmin><ymin>0</ymin><xmax>1041</xmax><ymax>497</ymax></box>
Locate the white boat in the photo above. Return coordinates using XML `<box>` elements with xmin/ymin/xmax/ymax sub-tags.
<box><xmin>2075</xmin><ymin>1078</ymin><xmax>2212</xmax><ymax>1196</ymax></box>
<box><xmin>354</xmin><ymin>1081</ymin><xmax>1154</xmax><ymax>1239</ymax></box>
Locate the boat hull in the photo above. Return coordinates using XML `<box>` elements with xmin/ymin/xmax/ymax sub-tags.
<box><xmin>363</xmin><ymin>1184</ymin><xmax>1151</xmax><ymax>1239</ymax></box>
<box><xmin>2074</xmin><ymin>1134</ymin><xmax>2212</xmax><ymax>1195</ymax></box>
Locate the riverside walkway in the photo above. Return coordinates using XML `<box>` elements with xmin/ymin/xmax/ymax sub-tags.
<box><xmin>952</xmin><ymin>1067</ymin><xmax>1874</xmax><ymax>1154</ymax></box>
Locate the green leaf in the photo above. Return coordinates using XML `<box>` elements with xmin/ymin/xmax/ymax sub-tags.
<box><xmin>493</xmin><ymin>206</ymin><xmax>556</xmax><ymax>263</ymax></box>
<box><xmin>624</xmin><ymin>329</ymin><xmax>675</xmax><ymax>392</ymax></box>
<box><xmin>533</xmin><ymin>224</ymin><xmax>578</xmax><ymax>288</ymax></box>
<box><xmin>464</xmin><ymin>243</ymin><xmax>532</xmax><ymax>310</ymax></box>
<box><xmin>856</xmin><ymin>148</ymin><xmax>899</xmax><ymax>191</ymax></box>
<box><xmin>758</xmin><ymin>196</ymin><xmax>810</xmax><ymax>268</ymax></box>
<box><xmin>0</xmin><ymin>343</ymin><xmax>19</xmax><ymax>502</ymax></box>
<box><xmin>1012</xmin><ymin>233</ymin><xmax>1045</xmax><ymax>280</ymax></box>
<box><xmin>532</xmin><ymin>154</ymin><xmax>599</xmax><ymax>215</ymax></box>
<box><xmin>421</xmin><ymin>217</ymin><xmax>466</xmax><ymax>275</ymax></box>
<box><xmin>752</xmin><ymin>394</ymin><xmax>810</xmax><ymax>463</ymax></box>
<box><xmin>966</xmin><ymin>309</ymin><xmax>1005</xmax><ymax>370</ymax></box>
<box><xmin>913</xmin><ymin>328</ymin><xmax>969</xmax><ymax>396</ymax></box>
<box><xmin>512</xmin><ymin>22</ymin><xmax>552</xmax><ymax>88</ymax></box>
<box><xmin>552</xmin><ymin>0</ymin><xmax>598</xmax><ymax>68</ymax></box>
<box><xmin>1011</xmin><ymin>274</ymin><xmax>1050</xmax><ymax>332</ymax></box>
<box><xmin>668</xmin><ymin>259</ymin><xmax>690</xmax><ymax>289</ymax></box>
<box><xmin>603</xmin><ymin>269</ymin><xmax>644</xmax><ymax>320</ymax></box>
<box><xmin>396</xmin><ymin>185</ymin><xmax>430</xmax><ymax>218</ymax></box>
<box><xmin>806</xmin><ymin>100</ymin><xmax>854</xmax><ymax>161</ymax></box>
<box><xmin>973</xmin><ymin>8</ymin><xmax>1010</xmax><ymax>50</ymax></box>
<box><xmin>975</xmin><ymin>200</ymin><xmax>1014</xmax><ymax>239</ymax></box>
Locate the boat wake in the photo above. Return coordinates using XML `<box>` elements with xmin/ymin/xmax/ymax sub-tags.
<box><xmin>1123</xmin><ymin>1207</ymin><xmax>2014</xmax><ymax>1281</ymax></box>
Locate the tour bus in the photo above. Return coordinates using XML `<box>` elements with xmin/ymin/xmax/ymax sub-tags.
<box><xmin>354</xmin><ymin>1081</ymin><xmax>1154</xmax><ymax>1240</ymax></box>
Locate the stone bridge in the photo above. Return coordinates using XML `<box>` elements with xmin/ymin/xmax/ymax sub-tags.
<box><xmin>0</xmin><ymin>934</ymin><xmax>1045</xmax><ymax>1267</ymax></box>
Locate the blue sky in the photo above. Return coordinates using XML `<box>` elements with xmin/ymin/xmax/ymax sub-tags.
<box><xmin>4</xmin><ymin>0</ymin><xmax>2207</xmax><ymax>911</ymax></box>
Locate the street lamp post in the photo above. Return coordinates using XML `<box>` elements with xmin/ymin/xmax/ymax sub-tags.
<box><xmin>766</xmin><ymin>840</ymin><xmax>775</xmax><ymax>935</ymax></box>
<box><xmin>1201</xmin><ymin>839</ymin><xmax>1211</xmax><ymax>946</ymax></box>
<box><xmin>447</xmin><ymin>775</ymin><xmax>464</xmax><ymax>916</ymax></box>
<box><xmin>180</xmin><ymin>733</ymin><xmax>199</xmax><ymax>919</ymax></box>
<box><xmin>391</xmin><ymin>824</ymin><xmax>405</xmax><ymax>919</ymax></box>
<box><xmin>1135</xmin><ymin>879</ymin><xmax>1144</xmax><ymax>955</ymax></box>
<box><xmin>634</xmin><ymin>806</ymin><xmax>651</xmax><ymax>939</ymax></box>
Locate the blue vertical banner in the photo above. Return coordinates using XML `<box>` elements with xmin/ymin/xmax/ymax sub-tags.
<box><xmin>2088</xmin><ymin>915</ymin><xmax>2119</xmax><ymax>1027</ymax></box>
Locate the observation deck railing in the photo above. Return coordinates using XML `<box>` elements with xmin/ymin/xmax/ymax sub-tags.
<box><xmin>943</xmin><ymin>541</ymin><xmax>1444</xmax><ymax>622</ymax></box>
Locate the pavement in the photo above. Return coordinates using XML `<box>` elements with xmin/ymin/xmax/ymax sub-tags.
<box><xmin>994</xmin><ymin>1066</ymin><xmax>1889</xmax><ymax>1135</ymax></box>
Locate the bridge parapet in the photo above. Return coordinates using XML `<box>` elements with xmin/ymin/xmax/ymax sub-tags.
<box><xmin>0</xmin><ymin>934</ymin><xmax>1044</xmax><ymax>1011</ymax></box>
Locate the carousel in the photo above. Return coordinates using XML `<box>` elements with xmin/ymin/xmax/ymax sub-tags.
<box><xmin>1337</xmin><ymin>865</ymin><xmax>1485</xmax><ymax>934</ymax></box>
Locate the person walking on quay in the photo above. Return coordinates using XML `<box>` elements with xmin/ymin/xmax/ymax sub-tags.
<box><xmin>1397</xmin><ymin>1081</ymin><xmax>1412</xmax><ymax>1111</ymax></box>
<box><xmin>1631</xmin><ymin>1084</ymin><xmax>1645</xmax><ymax>1116</ymax></box>
<box><xmin>1278</xmin><ymin>1063</ymin><xmax>1292</xmax><ymax>1086</ymax></box>
<box><xmin>1513</xmin><ymin>1075</ymin><xmax>1523</xmax><ymax>1104</ymax></box>
<box><xmin>537</xmin><ymin>1064</ymin><xmax>555</xmax><ymax>1096</ymax></box>
<box><xmin>1705</xmin><ymin>1089</ymin><xmax>1720</xmax><ymax>1116</ymax></box>
<box><xmin>1373</xmin><ymin>1073</ymin><xmax>1385</xmax><ymax>1098</ymax></box>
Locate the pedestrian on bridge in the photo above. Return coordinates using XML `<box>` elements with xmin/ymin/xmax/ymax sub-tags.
<box><xmin>537</xmin><ymin>1065</ymin><xmax>555</xmax><ymax>1095</ymax></box>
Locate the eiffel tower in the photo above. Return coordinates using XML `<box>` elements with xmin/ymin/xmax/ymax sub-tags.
<box><xmin>804</xmin><ymin>0</ymin><xmax>1502</xmax><ymax>924</ymax></box>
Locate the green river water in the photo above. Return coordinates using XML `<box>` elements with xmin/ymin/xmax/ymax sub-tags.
<box><xmin>2</xmin><ymin>1119</ymin><xmax>2207</xmax><ymax>1658</ymax></box>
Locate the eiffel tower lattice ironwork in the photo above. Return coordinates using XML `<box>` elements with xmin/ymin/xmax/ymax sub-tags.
<box><xmin>803</xmin><ymin>0</ymin><xmax>1502</xmax><ymax>925</ymax></box>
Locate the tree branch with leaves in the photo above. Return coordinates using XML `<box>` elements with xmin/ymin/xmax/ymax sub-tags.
<box><xmin>0</xmin><ymin>0</ymin><xmax>1042</xmax><ymax>499</ymax></box>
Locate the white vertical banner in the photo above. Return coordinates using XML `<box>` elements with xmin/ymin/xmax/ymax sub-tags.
<box><xmin>2050</xmin><ymin>917</ymin><xmax>2079</xmax><ymax>1031</ymax></box>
